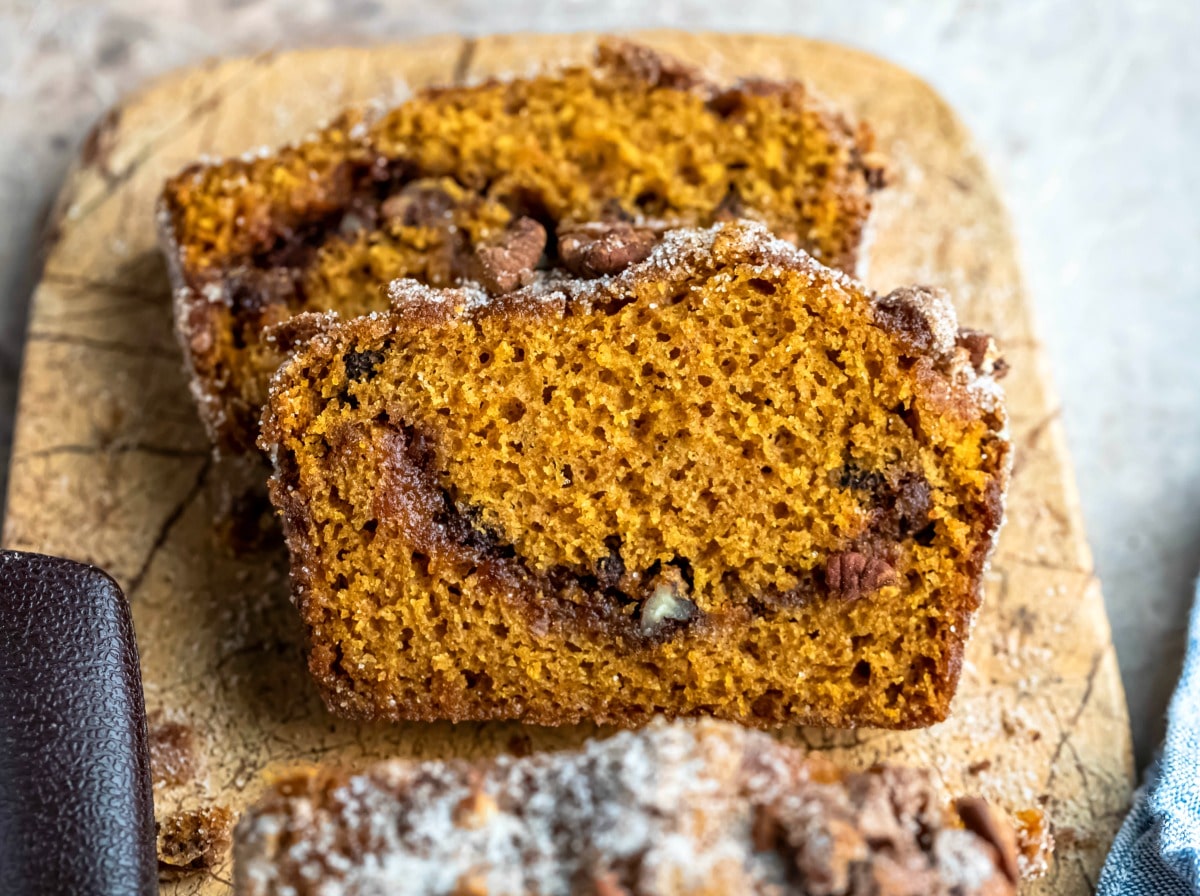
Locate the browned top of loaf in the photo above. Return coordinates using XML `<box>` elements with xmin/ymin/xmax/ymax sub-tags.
<box><xmin>164</xmin><ymin>39</ymin><xmax>882</xmax><ymax>273</ymax></box>
<box><xmin>233</xmin><ymin>719</ymin><xmax>1019</xmax><ymax>896</ymax></box>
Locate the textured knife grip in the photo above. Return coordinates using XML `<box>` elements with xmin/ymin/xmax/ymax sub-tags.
<box><xmin>0</xmin><ymin>551</ymin><xmax>156</xmax><ymax>896</ymax></box>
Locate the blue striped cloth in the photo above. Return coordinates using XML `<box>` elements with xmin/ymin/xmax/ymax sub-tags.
<box><xmin>1099</xmin><ymin>581</ymin><xmax>1200</xmax><ymax>895</ymax></box>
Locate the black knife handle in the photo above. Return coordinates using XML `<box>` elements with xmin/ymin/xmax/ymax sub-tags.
<box><xmin>0</xmin><ymin>551</ymin><xmax>156</xmax><ymax>896</ymax></box>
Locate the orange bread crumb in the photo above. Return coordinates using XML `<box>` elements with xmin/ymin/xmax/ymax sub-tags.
<box><xmin>261</xmin><ymin>222</ymin><xmax>1009</xmax><ymax>729</ymax></box>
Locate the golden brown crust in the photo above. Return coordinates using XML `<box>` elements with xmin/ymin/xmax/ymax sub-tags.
<box><xmin>159</xmin><ymin>39</ymin><xmax>884</xmax><ymax>455</ymax></box>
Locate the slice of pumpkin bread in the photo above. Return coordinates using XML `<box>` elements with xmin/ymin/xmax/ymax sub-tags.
<box><xmin>159</xmin><ymin>39</ymin><xmax>884</xmax><ymax>453</ymax></box>
<box><xmin>233</xmin><ymin>719</ymin><xmax>1020</xmax><ymax>896</ymax></box>
<box><xmin>261</xmin><ymin>221</ymin><xmax>1009</xmax><ymax>729</ymax></box>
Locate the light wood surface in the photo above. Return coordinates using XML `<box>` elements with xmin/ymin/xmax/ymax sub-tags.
<box><xmin>2</xmin><ymin>32</ymin><xmax>1133</xmax><ymax>894</ymax></box>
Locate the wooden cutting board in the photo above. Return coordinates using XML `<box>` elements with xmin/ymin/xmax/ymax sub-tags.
<box><xmin>3</xmin><ymin>32</ymin><xmax>1133</xmax><ymax>894</ymax></box>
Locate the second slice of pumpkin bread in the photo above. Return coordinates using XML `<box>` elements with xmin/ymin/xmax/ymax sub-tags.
<box><xmin>160</xmin><ymin>39</ymin><xmax>885</xmax><ymax>454</ymax></box>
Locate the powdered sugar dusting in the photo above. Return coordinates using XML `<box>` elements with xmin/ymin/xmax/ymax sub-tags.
<box><xmin>234</xmin><ymin>720</ymin><xmax>1014</xmax><ymax>896</ymax></box>
<box><xmin>934</xmin><ymin>828</ymin><xmax>1007</xmax><ymax>892</ymax></box>
<box><xmin>386</xmin><ymin>278</ymin><xmax>490</xmax><ymax>312</ymax></box>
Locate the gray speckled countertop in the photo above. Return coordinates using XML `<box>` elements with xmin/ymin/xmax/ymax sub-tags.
<box><xmin>2</xmin><ymin>0</ymin><xmax>1196</xmax><ymax>769</ymax></box>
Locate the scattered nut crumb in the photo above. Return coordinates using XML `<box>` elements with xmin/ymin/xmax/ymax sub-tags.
<box><xmin>1014</xmin><ymin>808</ymin><xmax>1054</xmax><ymax>879</ymax></box>
<box><xmin>147</xmin><ymin>712</ymin><xmax>197</xmax><ymax>789</ymax></box>
<box><xmin>157</xmin><ymin>804</ymin><xmax>233</xmax><ymax>878</ymax></box>
<box><xmin>860</xmin><ymin>149</ymin><xmax>890</xmax><ymax>190</ymax></box>
<box><xmin>1048</xmin><ymin>824</ymin><xmax>1093</xmax><ymax>852</ymax></box>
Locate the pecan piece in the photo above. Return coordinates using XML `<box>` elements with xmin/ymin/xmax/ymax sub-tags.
<box><xmin>559</xmin><ymin>223</ymin><xmax>657</xmax><ymax>278</ymax></box>
<box><xmin>264</xmin><ymin>311</ymin><xmax>338</xmax><ymax>354</ymax></box>
<box><xmin>380</xmin><ymin>181</ymin><xmax>456</xmax><ymax>226</ymax></box>
<box><xmin>895</xmin><ymin>474</ymin><xmax>934</xmax><ymax>536</ymax></box>
<box><xmin>595</xmin><ymin>39</ymin><xmax>702</xmax><ymax>90</ymax></box>
<box><xmin>956</xmin><ymin>327</ymin><xmax>1008</xmax><ymax>379</ymax></box>
<box><xmin>474</xmin><ymin>217</ymin><xmax>546</xmax><ymax>294</ymax></box>
<box><xmin>874</xmin><ymin>286</ymin><xmax>958</xmax><ymax>361</ymax></box>
<box><xmin>639</xmin><ymin>567</ymin><xmax>699</xmax><ymax>635</ymax></box>
<box><xmin>825</xmin><ymin>552</ymin><xmax>895</xmax><ymax>601</ymax></box>
<box><xmin>596</xmin><ymin>542</ymin><xmax>626</xmax><ymax>590</ymax></box>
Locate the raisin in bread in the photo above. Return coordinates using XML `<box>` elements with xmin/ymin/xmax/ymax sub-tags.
<box><xmin>260</xmin><ymin>221</ymin><xmax>1009</xmax><ymax>729</ymax></box>
<box><xmin>233</xmin><ymin>719</ymin><xmax>1020</xmax><ymax>896</ymax></box>
<box><xmin>159</xmin><ymin>40</ymin><xmax>884</xmax><ymax>453</ymax></box>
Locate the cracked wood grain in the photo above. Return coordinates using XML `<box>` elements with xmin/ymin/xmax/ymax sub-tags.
<box><xmin>126</xmin><ymin>457</ymin><xmax>210</xmax><ymax>597</ymax></box>
<box><xmin>41</xmin><ymin>272</ymin><xmax>169</xmax><ymax>297</ymax></box>
<box><xmin>26</xmin><ymin>330</ymin><xmax>180</xmax><ymax>360</ymax></box>
<box><xmin>22</xmin><ymin>443</ymin><xmax>208</xmax><ymax>460</ymax></box>
<box><xmin>0</xmin><ymin>34</ymin><xmax>1132</xmax><ymax>896</ymax></box>
<box><xmin>1011</xmin><ymin>407</ymin><xmax>1064</xmax><ymax>477</ymax></box>
<box><xmin>49</xmin><ymin>63</ymin><xmax>275</xmax><ymax>239</ymax></box>
<box><xmin>1043</xmin><ymin>649</ymin><xmax>1108</xmax><ymax>792</ymax></box>
<box><xmin>1002</xmin><ymin>555</ymin><xmax>1095</xmax><ymax>575</ymax></box>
